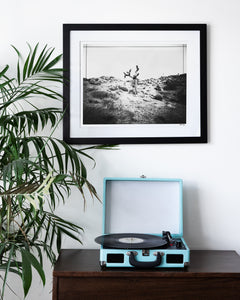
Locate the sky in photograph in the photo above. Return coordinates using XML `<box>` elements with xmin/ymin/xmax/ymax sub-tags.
<box><xmin>82</xmin><ymin>44</ymin><xmax>186</xmax><ymax>80</ymax></box>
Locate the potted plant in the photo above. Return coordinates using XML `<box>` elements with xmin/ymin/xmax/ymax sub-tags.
<box><xmin>0</xmin><ymin>44</ymin><xmax>112</xmax><ymax>299</ymax></box>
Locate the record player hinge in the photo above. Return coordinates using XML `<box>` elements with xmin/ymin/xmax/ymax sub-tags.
<box><xmin>127</xmin><ymin>251</ymin><xmax>138</xmax><ymax>256</ymax></box>
<box><xmin>154</xmin><ymin>252</ymin><xmax>165</xmax><ymax>257</ymax></box>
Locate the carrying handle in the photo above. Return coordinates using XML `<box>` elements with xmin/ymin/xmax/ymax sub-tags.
<box><xmin>128</xmin><ymin>251</ymin><xmax>162</xmax><ymax>268</ymax></box>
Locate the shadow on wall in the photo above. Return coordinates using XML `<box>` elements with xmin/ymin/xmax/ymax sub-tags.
<box><xmin>183</xmin><ymin>185</ymin><xmax>204</xmax><ymax>249</ymax></box>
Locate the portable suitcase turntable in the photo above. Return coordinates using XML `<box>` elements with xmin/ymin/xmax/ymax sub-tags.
<box><xmin>95</xmin><ymin>177</ymin><xmax>190</xmax><ymax>268</ymax></box>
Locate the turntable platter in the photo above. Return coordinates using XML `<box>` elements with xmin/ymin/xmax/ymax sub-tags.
<box><xmin>95</xmin><ymin>233</ymin><xmax>168</xmax><ymax>249</ymax></box>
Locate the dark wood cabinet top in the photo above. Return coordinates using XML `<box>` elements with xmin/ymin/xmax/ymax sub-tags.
<box><xmin>53</xmin><ymin>250</ymin><xmax>240</xmax><ymax>300</ymax></box>
<box><xmin>53</xmin><ymin>249</ymin><xmax>240</xmax><ymax>277</ymax></box>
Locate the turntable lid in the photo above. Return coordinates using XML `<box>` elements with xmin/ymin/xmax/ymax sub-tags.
<box><xmin>103</xmin><ymin>178</ymin><xmax>183</xmax><ymax>236</ymax></box>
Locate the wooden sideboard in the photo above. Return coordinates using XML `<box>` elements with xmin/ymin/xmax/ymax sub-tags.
<box><xmin>53</xmin><ymin>249</ymin><xmax>240</xmax><ymax>299</ymax></box>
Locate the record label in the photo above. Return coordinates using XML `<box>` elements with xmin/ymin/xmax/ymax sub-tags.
<box><xmin>118</xmin><ymin>237</ymin><xmax>144</xmax><ymax>244</ymax></box>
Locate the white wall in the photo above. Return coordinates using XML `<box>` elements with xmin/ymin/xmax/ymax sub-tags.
<box><xmin>1</xmin><ymin>0</ymin><xmax>240</xmax><ymax>299</ymax></box>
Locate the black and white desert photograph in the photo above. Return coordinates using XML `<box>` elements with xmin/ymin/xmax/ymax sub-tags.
<box><xmin>82</xmin><ymin>44</ymin><xmax>187</xmax><ymax>125</ymax></box>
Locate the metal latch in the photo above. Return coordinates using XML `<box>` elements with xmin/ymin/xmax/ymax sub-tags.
<box><xmin>142</xmin><ymin>249</ymin><xmax>150</xmax><ymax>256</ymax></box>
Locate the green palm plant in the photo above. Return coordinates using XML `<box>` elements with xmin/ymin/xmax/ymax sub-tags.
<box><xmin>0</xmin><ymin>44</ymin><xmax>112</xmax><ymax>299</ymax></box>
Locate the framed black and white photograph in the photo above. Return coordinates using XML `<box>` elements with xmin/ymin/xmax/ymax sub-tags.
<box><xmin>63</xmin><ymin>24</ymin><xmax>207</xmax><ymax>144</ymax></box>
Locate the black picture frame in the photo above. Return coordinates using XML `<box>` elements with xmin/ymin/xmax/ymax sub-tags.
<box><xmin>63</xmin><ymin>24</ymin><xmax>207</xmax><ymax>144</ymax></box>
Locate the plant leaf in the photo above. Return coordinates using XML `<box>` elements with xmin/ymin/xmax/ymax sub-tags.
<box><xmin>27</xmin><ymin>43</ymin><xmax>39</xmax><ymax>77</ymax></box>
<box><xmin>20</xmin><ymin>248</ymin><xmax>46</xmax><ymax>296</ymax></box>
<box><xmin>20</xmin><ymin>248</ymin><xmax>32</xmax><ymax>297</ymax></box>
<box><xmin>1</xmin><ymin>245</ymin><xmax>14</xmax><ymax>299</ymax></box>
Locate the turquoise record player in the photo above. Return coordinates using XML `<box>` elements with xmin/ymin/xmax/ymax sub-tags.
<box><xmin>95</xmin><ymin>177</ymin><xmax>190</xmax><ymax>268</ymax></box>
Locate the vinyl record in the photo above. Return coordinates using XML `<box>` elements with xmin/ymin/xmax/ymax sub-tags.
<box><xmin>95</xmin><ymin>233</ymin><xmax>168</xmax><ymax>249</ymax></box>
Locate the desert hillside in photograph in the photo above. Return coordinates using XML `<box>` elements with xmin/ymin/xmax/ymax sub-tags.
<box><xmin>83</xmin><ymin>73</ymin><xmax>186</xmax><ymax>125</ymax></box>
